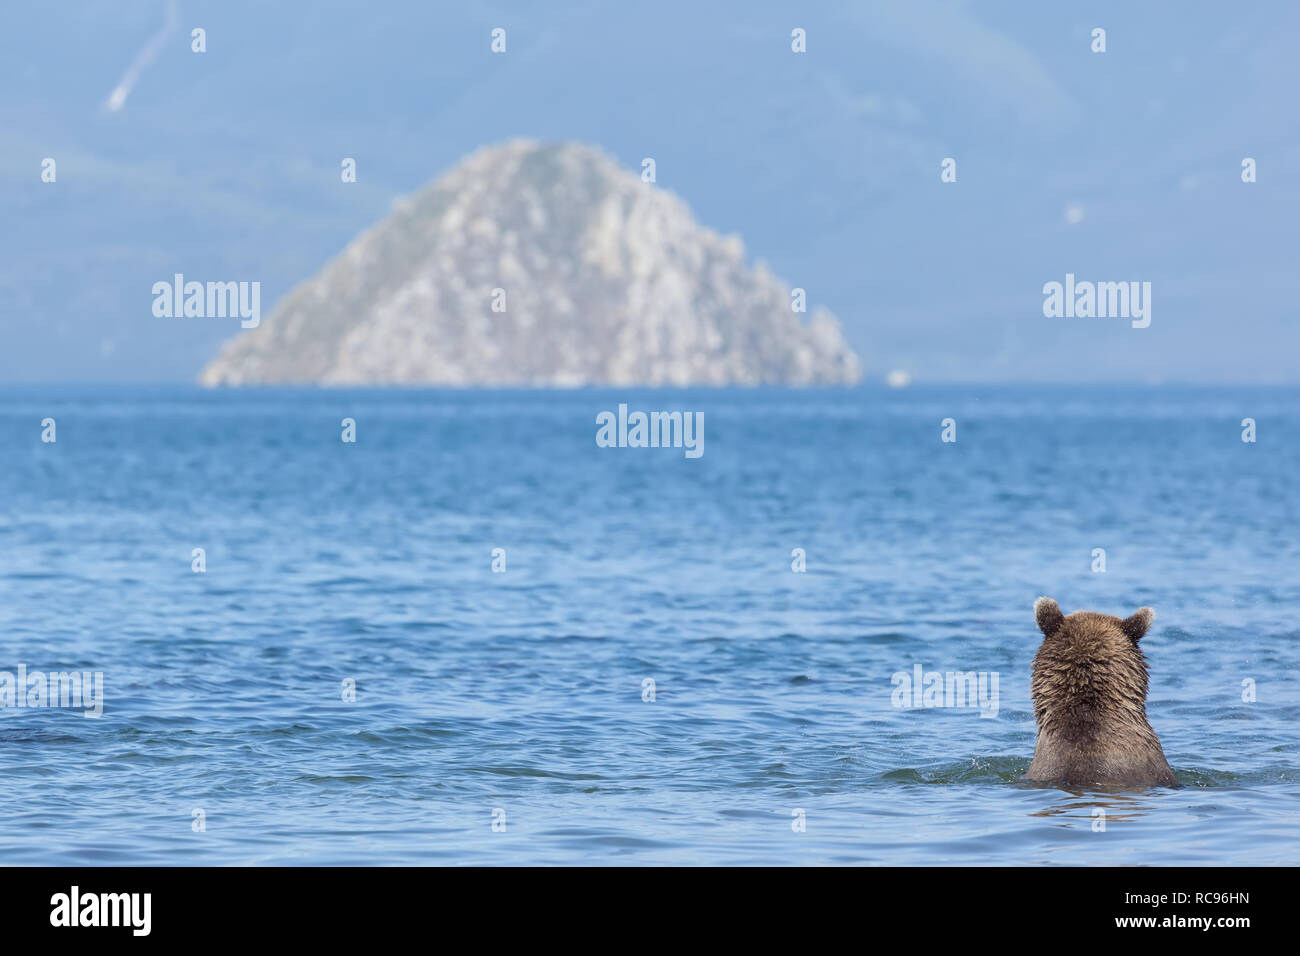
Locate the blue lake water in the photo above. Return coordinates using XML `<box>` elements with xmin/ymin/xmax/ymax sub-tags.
<box><xmin>0</xmin><ymin>385</ymin><xmax>1296</xmax><ymax>865</ymax></box>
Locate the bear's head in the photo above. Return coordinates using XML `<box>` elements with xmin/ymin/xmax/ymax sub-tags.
<box><xmin>1030</xmin><ymin>597</ymin><xmax>1156</xmax><ymax>739</ymax></box>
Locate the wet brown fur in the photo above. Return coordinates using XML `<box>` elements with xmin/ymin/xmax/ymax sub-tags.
<box><xmin>1023</xmin><ymin>597</ymin><xmax>1176</xmax><ymax>789</ymax></box>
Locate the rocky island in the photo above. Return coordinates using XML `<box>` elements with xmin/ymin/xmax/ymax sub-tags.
<box><xmin>199</xmin><ymin>140</ymin><xmax>862</xmax><ymax>387</ymax></box>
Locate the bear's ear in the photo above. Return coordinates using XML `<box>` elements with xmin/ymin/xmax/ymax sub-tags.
<box><xmin>1034</xmin><ymin>597</ymin><xmax>1064</xmax><ymax>636</ymax></box>
<box><xmin>1121</xmin><ymin>607</ymin><xmax>1155</xmax><ymax>642</ymax></box>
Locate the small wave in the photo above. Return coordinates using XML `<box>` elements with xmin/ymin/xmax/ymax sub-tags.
<box><xmin>881</xmin><ymin>756</ymin><xmax>1028</xmax><ymax>784</ymax></box>
<box><xmin>0</xmin><ymin>728</ymin><xmax>86</xmax><ymax>744</ymax></box>
<box><xmin>1173</xmin><ymin>766</ymin><xmax>1298</xmax><ymax>787</ymax></box>
<box><xmin>879</xmin><ymin>760</ymin><xmax>1296</xmax><ymax>789</ymax></box>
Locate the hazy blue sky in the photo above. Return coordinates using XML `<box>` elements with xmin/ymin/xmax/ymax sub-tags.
<box><xmin>3</xmin><ymin>1</ymin><xmax>1297</xmax><ymax>383</ymax></box>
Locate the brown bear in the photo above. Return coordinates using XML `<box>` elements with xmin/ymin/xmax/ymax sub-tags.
<box><xmin>1023</xmin><ymin>597</ymin><xmax>1177</xmax><ymax>789</ymax></box>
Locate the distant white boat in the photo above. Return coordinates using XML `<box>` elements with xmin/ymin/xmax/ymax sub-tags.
<box><xmin>885</xmin><ymin>370</ymin><xmax>912</xmax><ymax>388</ymax></box>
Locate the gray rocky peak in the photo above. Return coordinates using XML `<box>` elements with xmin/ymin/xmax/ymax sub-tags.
<box><xmin>199</xmin><ymin>140</ymin><xmax>861</xmax><ymax>386</ymax></box>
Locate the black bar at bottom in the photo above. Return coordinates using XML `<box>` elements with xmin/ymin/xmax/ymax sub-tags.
<box><xmin>0</xmin><ymin>865</ymin><xmax>1277</xmax><ymax>942</ymax></box>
